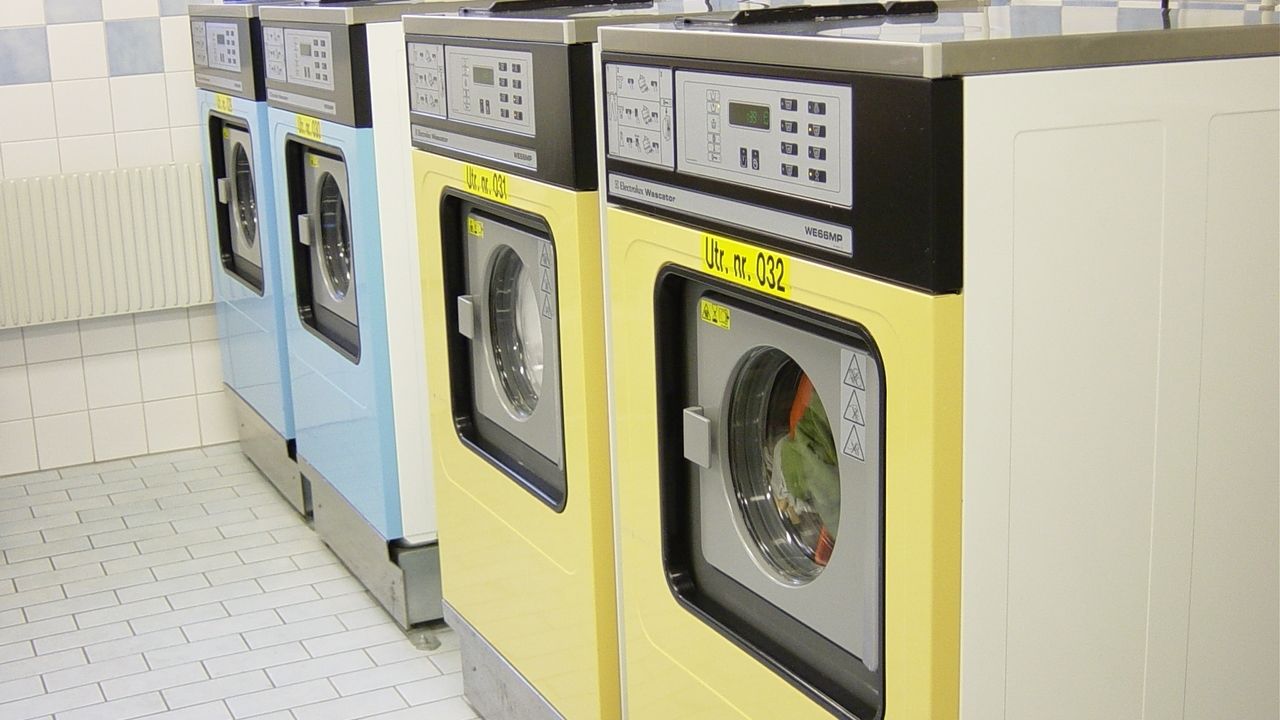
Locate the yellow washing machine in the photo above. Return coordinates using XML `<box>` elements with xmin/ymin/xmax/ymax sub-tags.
<box><xmin>407</xmin><ymin>1</ymin><xmax>759</xmax><ymax>717</ymax></box>
<box><xmin>600</xmin><ymin>3</ymin><xmax>1279</xmax><ymax>720</ymax></box>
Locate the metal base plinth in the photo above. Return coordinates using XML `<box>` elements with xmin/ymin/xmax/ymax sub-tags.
<box><xmin>303</xmin><ymin>460</ymin><xmax>442</xmax><ymax>628</ymax></box>
<box><xmin>228</xmin><ymin>387</ymin><xmax>307</xmax><ymax>515</ymax></box>
<box><xmin>445</xmin><ymin>603</ymin><xmax>565</xmax><ymax>720</ymax></box>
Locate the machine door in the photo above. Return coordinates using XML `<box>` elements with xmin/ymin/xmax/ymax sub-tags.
<box><xmin>211</xmin><ymin>121</ymin><xmax>264</xmax><ymax>294</ymax></box>
<box><xmin>659</xmin><ymin>271</ymin><xmax>883</xmax><ymax>719</ymax></box>
<box><xmin>290</xmin><ymin>146</ymin><xmax>359</xmax><ymax>360</ymax></box>
<box><xmin>450</xmin><ymin>204</ymin><xmax>565</xmax><ymax>509</ymax></box>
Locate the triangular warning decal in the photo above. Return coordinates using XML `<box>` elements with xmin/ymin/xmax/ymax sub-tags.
<box><xmin>843</xmin><ymin>356</ymin><xmax>865</xmax><ymax>390</ymax></box>
<box><xmin>843</xmin><ymin>391</ymin><xmax>865</xmax><ymax>426</ymax></box>
<box><xmin>541</xmin><ymin>293</ymin><xmax>554</xmax><ymax>319</ymax></box>
<box><xmin>843</xmin><ymin>425</ymin><xmax>865</xmax><ymax>462</ymax></box>
<box><xmin>541</xmin><ymin>270</ymin><xmax>552</xmax><ymax>293</ymax></box>
<box><xmin>539</xmin><ymin>244</ymin><xmax>552</xmax><ymax>268</ymax></box>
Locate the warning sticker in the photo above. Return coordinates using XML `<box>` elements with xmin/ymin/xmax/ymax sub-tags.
<box><xmin>698</xmin><ymin>298</ymin><xmax>731</xmax><ymax>330</ymax></box>
<box><xmin>466</xmin><ymin>216</ymin><xmax>484</xmax><ymax>238</ymax></box>
<box><xmin>843</xmin><ymin>425</ymin><xmax>865</xmax><ymax>461</ymax></box>
<box><xmin>839</xmin><ymin>348</ymin><xmax>870</xmax><ymax>463</ymax></box>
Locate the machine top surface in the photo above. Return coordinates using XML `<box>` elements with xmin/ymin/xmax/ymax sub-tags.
<box><xmin>599</xmin><ymin>0</ymin><xmax>1279</xmax><ymax>77</ymax></box>
<box><xmin>189</xmin><ymin>1</ymin><xmax>304</xmax><ymax>19</ymax></box>
<box><xmin>260</xmin><ymin>0</ymin><xmax>446</xmax><ymax>25</ymax></box>
<box><xmin>402</xmin><ymin>0</ymin><xmax>857</xmax><ymax>45</ymax></box>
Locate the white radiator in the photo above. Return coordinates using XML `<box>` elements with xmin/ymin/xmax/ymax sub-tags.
<box><xmin>0</xmin><ymin>164</ymin><xmax>212</xmax><ymax>328</ymax></box>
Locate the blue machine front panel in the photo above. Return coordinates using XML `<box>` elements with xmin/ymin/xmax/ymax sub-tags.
<box><xmin>198</xmin><ymin>90</ymin><xmax>295</xmax><ymax>440</ymax></box>
<box><xmin>268</xmin><ymin>107</ymin><xmax>404</xmax><ymax>540</ymax></box>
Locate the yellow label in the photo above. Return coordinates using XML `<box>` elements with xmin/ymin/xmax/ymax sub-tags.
<box><xmin>222</xmin><ymin>128</ymin><xmax>230</xmax><ymax>140</ymax></box>
<box><xmin>214</xmin><ymin>93</ymin><xmax>233</xmax><ymax>113</ymax></box>
<box><xmin>698</xmin><ymin>298</ymin><xmax>731</xmax><ymax>330</ymax></box>
<box><xmin>463</xmin><ymin>164</ymin><xmax>509</xmax><ymax>204</ymax></box>
<box><xmin>308</xmin><ymin>155</ymin><xmax>319</xmax><ymax>168</ymax></box>
<box><xmin>296</xmin><ymin>114</ymin><xmax>322</xmax><ymax>141</ymax></box>
<box><xmin>700</xmin><ymin>233</ymin><xmax>791</xmax><ymax>299</ymax></box>
<box><xmin>466</xmin><ymin>217</ymin><xmax>484</xmax><ymax>238</ymax></box>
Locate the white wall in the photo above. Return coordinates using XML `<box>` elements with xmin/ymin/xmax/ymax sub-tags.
<box><xmin>0</xmin><ymin>306</ymin><xmax>235</xmax><ymax>476</ymax></box>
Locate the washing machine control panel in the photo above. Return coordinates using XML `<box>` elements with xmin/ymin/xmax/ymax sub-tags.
<box><xmin>606</xmin><ymin>65</ymin><xmax>851</xmax><ymax>207</ymax></box>
<box><xmin>191</xmin><ymin>15</ymin><xmax>260</xmax><ymax>99</ymax></box>
<box><xmin>676</xmin><ymin>71</ymin><xmax>852</xmax><ymax>208</ymax></box>
<box><xmin>438</xmin><ymin>46</ymin><xmax>535</xmax><ymax>137</ymax></box>
<box><xmin>279</xmin><ymin>28</ymin><xmax>336</xmax><ymax>92</ymax></box>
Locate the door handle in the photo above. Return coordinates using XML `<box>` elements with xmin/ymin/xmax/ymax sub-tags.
<box><xmin>682</xmin><ymin>406</ymin><xmax>713</xmax><ymax>469</ymax></box>
<box><xmin>215</xmin><ymin>178</ymin><xmax>229</xmax><ymax>204</ymax></box>
<box><xmin>296</xmin><ymin>214</ymin><xmax>313</xmax><ymax>247</ymax></box>
<box><xmin>456</xmin><ymin>295</ymin><xmax>477</xmax><ymax>339</ymax></box>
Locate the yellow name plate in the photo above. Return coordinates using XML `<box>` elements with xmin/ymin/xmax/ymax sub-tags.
<box><xmin>466</xmin><ymin>217</ymin><xmax>484</xmax><ymax>238</ymax></box>
<box><xmin>463</xmin><ymin>164</ymin><xmax>509</xmax><ymax>204</ymax></box>
<box><xmin>214</xmin><ymin>93</ymin><xmax>233</xmax><ymax>113</ymax></box>
<box><xmin>700</xmin><ymin>233</ymin><xmax>791</xmax><ymax>299</ymax></box>
<box><xmin>698</xmin><ymin>298</ymin><xmax>731</xmax><ymax>330</ymax></box>
<box><xmin>296</xmin><ymin>114</ymin><xmax>322</xmax><ymax>141</ymax></box>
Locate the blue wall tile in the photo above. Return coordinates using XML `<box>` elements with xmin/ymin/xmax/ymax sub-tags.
<box><xmin>106</xmin><ymin>19</ymin><xmax>163</xmax><ymax>76</ymax></box>
<box><xmin>159</xmin><ymin>0</ymin><xmax>193</xmax><ymax>16</ymax></box>
<box><xmin>45</xmin><ymin>0</ymin><xmax>104</xmax><ymax>24</ymax></box>
<box><xmin>1010</xmin><ymin>6</ymin><xmax>1063</xmax><ymax>36</ymax></box>
<box><xmin>0</xmin><ymin>28</ymin><xmax>52</xmax><ymax>85</ymax></box>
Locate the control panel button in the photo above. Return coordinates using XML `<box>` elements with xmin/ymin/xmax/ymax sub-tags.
<box><xmin>499</xmin><ymin>62</ymin><xmax>508</xmax><ymax>71</ymax></box>
<box><xmin>781</xmin><ymin>163</ymin><xmax>798</xmax><ymax>177</ymax></box>
<box><xmin>511</xmin><ymin>63</ymin><xmax>521</xmax><ymax>73</ymax></box>
<box><xmin>781</xmin><ymin>142</ymin><xmax>798</xmax><ymax>156</ymax></box>
<box><xmin>500</xmin><ymin>109</ymin><xmax>509</xmax><ymax>118</ymax></box>
<box><xmin>512</xmin><ymin>79</ymin><xmax>522</xmax><ymax>89</ymax></box>
<box><xmin>739</xmin><ymin>147</ymin><xmax>748</xmax><ymax>168</ymax></box>
<box><xmin>780</xmin><ymin>98</ymin><xmax>798</xmax><ymax>111</ymax></box>
<box><xmin>808</xmin><ymin>169</ymin><xmax>827</xmax><ymax>183</ymax></box>
<box><xmin>781</xmin><ymin>120</ymin><xmax>798</xmax><ymax>134</ymax></box>
<box><xmin>499</xmin><ymin>93</ymin><xmax>509</xmax><ymax>102</ymax></box>
<box><xmin>513</xmin><ymin>96</ymin><xmax>522</xmax><ymax>105</ymax></box>
<box><xmin>513</xmin><ymin>110</ymin><xmax>523</xmax><ymax>121</ymax></box>
<box><xmin>808</xmin><ymin>146</ymin><xmax>826</xmax><ymax>160</ymax></box>
<box><xmin>750</xmin><ymin>149</ymin><xmax>759</xmax><ymax>170</ymax></box>
<box><xmin>808</xmin><ymin>101</ymin><xmax>827</xmax><ymax>115</ymax></box>
<box><xmin>499</xmin><ymin>78</ymin><xmax>508</xmax><ymax>87</ymax></box>
<box><xmin>807</xmin><ymin>123</ymin><xmax>826</xmax><ymax>138</ymax></box>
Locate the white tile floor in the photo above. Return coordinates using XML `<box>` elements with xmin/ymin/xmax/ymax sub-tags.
<box><xmin>0</xmin><ymin>445</ymin><xmax>476</xmax><ymax>720</ymax></box>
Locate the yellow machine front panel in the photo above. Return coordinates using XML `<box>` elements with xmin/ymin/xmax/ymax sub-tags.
<box><xmin>606</xmin><ymin>206</ymin><xmax>962</xmax><ymax>719</ymax></box>
<box><xmin>415</xmin><ymin>152</ymin><xmax>619</xmax><ymax>720</ymax></box>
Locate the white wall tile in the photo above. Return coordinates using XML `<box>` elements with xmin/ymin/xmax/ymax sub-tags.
<box><xmin>23</xmin><ymin>320</ymin><xmax>81</xmax><ymax>362</ymax></box>
<box><xmin>169</xmin><ymin>125</ymin><xmax>200</xmax><ymax>164</ymax></box>
<box><xmin>187</xmin><ymin>305</ymin><xmax>218</xmax><ymax>343</ymax></box>
<box><xmin>134</xmin><ymin>308</ymin><xmax>190</xmax><ymax>348</ymax></box>
<box><xmin>143</xmin><ymin>397</ymin><xmax>200</xmax><ymax>453</ymax></box>
<box><xmin>0</xmin><ymin>328</ymin><xmax>26</xmax><ymax>367</ymax></box>
<box><xmin>190</xmin><ymin>340</ymin><xmax>222</xmax><ymax>395</ymax></box>
<box><xmin>109</xmin><ymin>73</ymin><xmax>168</xmax><ymax>132</ymax></box>
<box><xmin>103</xmin><ymin>0</ymin><xmax>160</xmax><ymax>20</ymax></box>
<box><xmin>115</xmin><ymin>129</ymin><xmax>171</xmax><ymax>168</ymax></box>
<box><xmin>47</xmin><ymin>21</ymin><xmax>108</xmax><ymax>81</ymax></box>
<box><xmin>0</xmin><ymin>1</ymin><xmax>45</xmax><ymax>28</ymax></box>
<box><xmin>84</xmin><ymin>351</ymin><xmax>142</xmax><ymax>408</ymax></box>
<box><xmin>1</xmin><ymin>138</ymin><xmax>61</xmax><ymax>178</ymax></box>
<box><xmin>164</xmin><ymin>71</ymin><xmax>195</xmax><ymax>127</ymax></box>
<box><xmin>138</xmin><ymin>345</ymin><xmax>194</xmax><ymax>401</ymax></box>
<box><xmin>0</xmin><ymin>366</ymin><xmax>32</xmax><ymax>422</ymax></box>
<box><xmin>0</xmin><ymin>419</ymin><xmax>39</xmax><ymax>476</ymax></box>
<box><xmin>34</xmin><ymin>411</ymin><xmax>94</xmax><ymax>469</ymax></box>
<box><xmin>89</xmin><ymin>404</ymin><xmax>148</xmax><ymax>461</ymax></box>
<box><xmin>159</xmin><ymin>15</ymin><xmax>191</xmax><ymax>72</ymax></box>
<box><xmin>0</xmin><ymin>83</ymin><xmax>57</xmax><ymax>142</ymax></box>
<box><xmin>28</xmin><ymin>358</ymin><xmax>87</xmax><ymax>416</ymax></box>
<box><xmin>195</xmin><ymin>391</ymin><xmax>235</xmax><ymax>446</ymax></box>
<box><xmin>52</xmin><ymin>78</ymin><xmax>113</xmax><ymax>137</ymax></box>
<box><xmin>79</xmin><ymin>315</ymin><xmax>136</xmax><ymax>356</ymax></box>
<box><xmin>59</xmin><ymin>134</ymin><xmax>118</xmax><ymax>174</ymax></box>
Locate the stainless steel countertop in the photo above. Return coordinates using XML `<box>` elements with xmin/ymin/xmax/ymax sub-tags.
<box><xmin>598</xmin><ymin>0</ymin><xmax>1279</xmax><ymax>77</ymax></box>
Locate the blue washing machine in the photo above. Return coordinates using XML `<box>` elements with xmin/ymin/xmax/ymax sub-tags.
<box><xmin>261</xmin><ymin>0</ymin><xmax>465</xmax><ymax>627</ymax></box>
<box><xmin>191</xmin><ymin>1</ymin><xmax>304</xmax><ymax>512</ymax></box>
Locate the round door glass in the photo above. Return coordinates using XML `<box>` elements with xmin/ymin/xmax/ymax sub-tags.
<box><xmin>318</xmin><ymin>173</ymin><xmax>351</xmax><ymax>300</ymax></box>
<box><xmin>488</xmin><ymin>245</ymin><xmax>544</xmax><ymax>418</ymax></box>
<box><xmin>727</xmin><ymin>347</ymin><xmax>840</xmax><ymax>584</ymax></box>
<box><xmin>232</xmin><ymin>144</ymin><xmax>257</xmax><ymax>246</ymax></box>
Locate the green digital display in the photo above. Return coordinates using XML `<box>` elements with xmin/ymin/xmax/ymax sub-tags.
<box><xmin>473</xmin><ymin>66</ymin><xmax>495</xmax><ymax>86</ymax></box>
<box><xmin>728</xmin><ymin>102</ymin><xmax>770</xmax><ymax>130</ymax></box>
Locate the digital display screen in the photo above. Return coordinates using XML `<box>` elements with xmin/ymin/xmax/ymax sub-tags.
<box><xmin>473</xmin><ymin>66</ymin><xmax>495</xmax><ymax>86</ymax></box>
<box><xmin>728</xmin><ymin>102</ymin><xmax>770</xmax><ymax>130</ymax></box>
